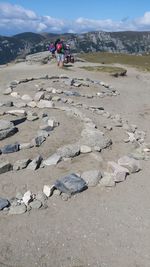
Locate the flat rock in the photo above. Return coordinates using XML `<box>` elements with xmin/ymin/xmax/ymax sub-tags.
<box><xmin>43</xmin><ymin>153</ymin><xmax>62</xmax><ymax>166</ymax></box>
<box><xmin>57</xmin><ymin>143</ymin><xmax>80</xmax><ymax>158</ymax></box>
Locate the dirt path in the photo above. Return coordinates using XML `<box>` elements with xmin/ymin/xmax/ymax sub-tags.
<box><xmin>0</xmin><ymin>61</ymin><xmax>150</xmax><ymax>267</ymax></box>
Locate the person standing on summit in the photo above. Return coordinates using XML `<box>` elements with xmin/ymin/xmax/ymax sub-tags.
<box><xmin>55</xmin><ymin>38</ymin><xmax>65</xmax><ymax>67</ymax></box>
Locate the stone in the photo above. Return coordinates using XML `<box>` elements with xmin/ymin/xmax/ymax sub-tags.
<box><xmin>34</xmin><ymin>92</ymin><xmax>45</xmax><ymax>101</ymax></box>
<box><xmin>81</xmin><ymin>170</ymin><xmax>102</xmax><ymax>187</ymax></box>
<box><xmin>27</xmin><ymin>101</ymin><xmax>37</xmax><ymax>108</ymax></box>
<box><xmin>43</xmin><ymin>153</ymin><xmax>62</xmax><ymax>166</ymax></box>
<box><xmin>107</xmin><ymin>161</ymin><xmax>129</xmax><ymax>182</ymax></box>
<box><xmin>21</xmin><ymin>94</ymin><xmax>33</xmax><ymax>102</ymax></box>
<box><xmin>36</xmin><ymin>191</ymin><xmax>47</xmax><ymax>204</ymax></box>
<box><xmin>6</xmin><ymin>109</ymin><xmax>27</xmax><ymax>116</ymax></box>
<box><xmin>57</xmin><ymin>143</ymin><xmax>80</xmax><ymax>158</ymax></box>
<box><xmin>99</xmin><ymin>172</ymin><xmax>115</xmax><ymax>187</ymax></box>
<box><xmin>27</xmin><ymin>155</ymin><xmax>43</xmax><ymax>170</ymax></box>
<box><xmin>30</xmin><ymin>200</ymin><xmax>42</xmax><ymax>209</ymax></box>
<box><xmin>0</xmin><ymin>124</ymin><xmax>17</xmax><ymax>140</ymax></box>
<box><xmin>54</xmin><ymin>173</ymin><xmax>87</xmax><ymax>195</ymax></box>
<box><xmin>80</xmin><ymin>128</ymin><xmax>112</xmax><ymax>150</ymax></box>
<box><xmin>0</xmin><ymin>161</ymin><xmax>12</xmax><ymax>174</ymax></box>
<box><xmin>80</xmin><ymin>145</ymin><xmax>92</xmax><ymax>154</ymax></box>
<box><xmin>22</xmin><ymin>191</ymin><xmax>33</xmax><ymax>205</ymax></box>
<box><xmin>11</xmin><ymin>92</ymin><xmax>20</xmax><ymax>98</ymax></box>
<box><xmin>31</xmin><ymin>136</ymin><xmax>46</xmax><ymax>147</ymax></box>
<box><xmin>9</xmin><ymin>204</ymin><xmax>27</xmax><ymax>215</ymax></box>
<box><xmin>0</xmin><ymin>198</ymin><xmax>9</xmax><ymax>210</ymax></box>
<box><xmin>43</xmin><ymin>185</ymin><xmax>55</xmax><ymax>197</ymax></box>
<box><xmin>47</xmin><ymin>119</ymin><xmax>59</xmax><ymax>128</ymax></box>
<box><xmin>13</xmin><ymin>159</ymin><xmax>31</xmax><ymax>171</ymax></box>
<box><xmin>14</xmin><ymin>101</ymin><xmax>27</xmax><ymax>108</ymax></box>
<box><xmin>19</xmin><ymin>143</ymin><xmax>33</xmax><ymax>150</ymax></box>
<box><xmin>3</xmin><ymin>87</ymin><xmax>12</xmax><ymax>95</ymax></box>
<box><xmin>1</xmin><ymin>142</ymin><xmax>20</xmax><ymax>154</ymax></box>
<box><xmin>0</xmin><ymin>119</ymin><xmax>14</xmax><ymax>131</ymax></box>
<box><xmin>118</xmin><ymin>156</ymin><xmax>141</xmax><ymax>173</ymax></box>
<box><xmin>61</xmin><ymin>193</ymin><xmax>69</xmax><ymax>201</ymax></box>
<box><xmin>37</xmin><ymin>100</ymin><xmax>54</xmax><ymax>109</ymax></box>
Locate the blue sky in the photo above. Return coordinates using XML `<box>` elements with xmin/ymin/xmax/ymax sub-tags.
<box><xmin>0</xmin><ymin>0</ymin><xmax>150</xmax><ymax>35</ymax></box>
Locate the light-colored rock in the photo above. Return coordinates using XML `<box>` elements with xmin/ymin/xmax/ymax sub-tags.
<box><xmin>27</xmin><ymin>101</ymin><xmax>37</xmax><ymax>108</ymax></box>
<box><xmin>9</xmin><ymin>204</ymin><xmax>27</xmax><ymax>215</ymax></box>
<box><xmin>34</xmin><ymin>92</ymin><xmax>45</xmax><ymax>101</ymax></box>
<box><xmin>22</xmin><ymin>191</ymin><xmax>33</xmax><ymax>205</ymax></box>
<box><xmin>80</xmin><ymin>145</ymin><xmax>92</xmax><ymax>154</ymax></box>
<box><xmin>57</xmin><ymin>143</ymin><xmax>80</xmax><ymax>158</ymax></box>
<box><xmin>81</xmin><ymin>170</ymin><xmax>102</xmax><ymax>187</ymax></box>
<box><xmin>99</xmin><ymin>172</ymin><xmax>115</xmax><ymax>187</ymax></box>
<box><xmin>3</xmin><ymin>87</ymin><xmax>12</xmax><ymax>95</ymax></box>
<box><xmin>6</xmin><ymin>109</ymin><xmax>27</xmax><ymax>116</ymax></box>
<box><xmin>13</xmin><ymin>159</ymin><xmax>31</xmax><ymax>171</ymax></box>
<box><xmin>43</xmin><ymin>153</ymin><xmax>62</xmax><ymax>166</ymax></box>
<box><xmin>43</xmin><ymin>185</ymin><xmax>55</xmax><ymax>197</ymax></box>
<box><xmin>37</xmin><ymin>100</ymin><xmax>54</xmax><ymax>109</ymax></box>
<box><xmin>107</xmin><ymin>161</ymin><xmax>129</xmax><ymax>182</ymax></box>
<box><xmin>27</xmin><ymin>155</ymin><xmax>43</xmax><ymax>170</ymax></box>
<box><xmin>118</xmin><ymin>156</ymin><xmax>141</xmax><ymax>173</ymax></box>
<box><xmin>30</xmin><ymin>200</ymin><xmax>42</xmax><ymax>209</ymax></box>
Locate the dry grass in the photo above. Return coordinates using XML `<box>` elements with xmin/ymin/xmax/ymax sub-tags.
<box><xmin>80</xmin><ymin>65</ymin><xmax>127</xmax><ymax>76</ymax></box>
<box><xmin>79</xmin><ymin>52</ymin><xmax>150</xmax><ymax>71</ymax></box>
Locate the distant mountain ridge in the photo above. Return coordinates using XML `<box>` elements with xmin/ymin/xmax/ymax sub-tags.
<box><xmin>0</xmin><ymin>31</ymin><xmax>150</xmax><ymax>64</ymax></box>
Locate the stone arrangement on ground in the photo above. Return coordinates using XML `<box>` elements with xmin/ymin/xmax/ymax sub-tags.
<box><xmin>0</xmin><ymin>73</ymin><xmax>149</xmax><ymax>215</ymax></box>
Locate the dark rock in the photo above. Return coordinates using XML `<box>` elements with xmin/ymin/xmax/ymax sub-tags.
<box><xmin>0</xmin><ymin>198</ymin><xmax>9</xmax><ymax>210</ymax></box>
<box><xmin>1</xmin><ymin>142</ymin><xmax>20</xmax><ymax>154</ymax></box>
<box><xmin>54</xmin><ymin>173</ymin><xmax>87</xmax><ymax>195</ymax></box>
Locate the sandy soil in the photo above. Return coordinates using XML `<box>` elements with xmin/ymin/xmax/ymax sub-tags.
<box><xmin>0</xmin><ymin>60</ymin><xmax>150</xmax><ymax>267</ymax></box>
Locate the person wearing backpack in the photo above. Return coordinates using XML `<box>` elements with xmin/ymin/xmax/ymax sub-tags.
<box><xmin>55</xmin><ymin>38</ymin><xmax>65</xmax><ymax>67</ymax></box>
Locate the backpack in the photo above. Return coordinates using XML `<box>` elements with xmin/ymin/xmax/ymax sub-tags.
<box><xmin>56</xmin><ymin>42</ymin><xmax>63</xmax><ymax>53</ymax></box>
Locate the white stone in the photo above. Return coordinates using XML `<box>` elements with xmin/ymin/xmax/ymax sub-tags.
<box><xmin>80</xmin><ymin>145</ymin><xmax>92</xmax><ymax>154</ymax></box>
<box><xmin>43</xmin><ymin>185</ymin><xmax>55</xmax><ymax>197</ymax></box>
<box><xmin>22</xmin><ymin>191</ymin><xmax>32</xmax><ymax>205</ymax></box>
<box><xmin>99</xmin><ymin>172</ymin><xmax>115</xmax><ymax>187</ymax></box>
<box><xmin>6</xmin><ymin>109</ymin><xmax>27</xmax><ymax>116</ymax></box>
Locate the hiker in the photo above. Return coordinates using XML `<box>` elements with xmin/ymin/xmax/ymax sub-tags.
<box><xmin>55</xmin><ymin>38</ymin><xmax>65</xmax><ymax>67</ymax></box>
<box><xmin>48</xmin><ymin>43</ymin><xmax>56</xmax><ymax>58</ymax></box>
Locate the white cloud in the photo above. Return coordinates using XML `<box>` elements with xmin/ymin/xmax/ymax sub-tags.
<box><xmin>0</xmin><ymin>2</ymin><xmax>150</xmax><ymax>35</ymax></box>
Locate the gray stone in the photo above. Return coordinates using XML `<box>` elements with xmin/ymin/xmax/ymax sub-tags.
<box><xmin>54</xmin><ymin>173</ymin><xmax>87</xmax><ymax>195</ymax></box>
<box><xmin>118</xmin><ymin>156</ymin><xmax>141</xmax><ymax>173</ymax></box>
<box><xmin>37</xmin><ymin>100</ymin><xmax>54</xmax><ymax>109</ymax></box>
<box><xmin>0</xmin><ymin>120</ymin><xmax>14</xmax><ymax>131</ymax></box>
<box><xmin>0</xmin><ymin>198</ymin><xmax>9</xmax><ymax>210</ymax></box>
<box><xmin>30</xmin><ymin>200</ymin><xmax>42</xmax><ymax>209</ymax></box>
<box><xmin>13</xmin><ymin>159</ymin><xmax>31</xmax><ymax>171</ymax></box>
<box><xmin>43</xmin><ymin>153</ymin><xmax>62</xmax><ymax>166</ymax></box>
<box><xmin>81</xmin><ymin>170</ymin><xmax>102</xmax><ymax>187</ymax></box>
<box><xmin>34</xmin><ymin>92</ymin><xmax>45</xmax><ymax>101</ymax></box>
<box><xmin>36</xmin><ymin>191</ymin><xmax>47</xmax><ymax>204</ymax></box>
<box><xmin>99</xmin><ymin>172</ymin><xmax>115</xmax><ymax>187</ymax></box>
<box><xmin>9</xmin><ymin>204</ymin><xmax>27</xmax><ymax>215</ymax></box>
<box><xmin>80</xmin><ymin>128</ymin><xmax>112</xmax><ymax>150</ymax></box>
<box><xmin>31</xmin><ymin>136</ymin><xmax>46</xmax><ymax>147</ymax></box>
<box><xmin>108</xmin><ymin>161</ymin><xmax>129</xmax><ymax>182</ymax></box>
<box><xmin>1</xmin><ymin>142</ymin><xmax>19</xmax><ymax>154</ymax></box>
<box><xmin>57</xmin><ymin>143</ymin><xmax>80</xmax><ymax>158</ymax></box>
<box><xmin>0</xmin><ymin>161</ymin><xmax>12</xmax><ymax>174</ymax></box>
<box><xmin>27</xmin><ymin>155</ymin><xmax>43</xmax><ymax>170</ymax></box>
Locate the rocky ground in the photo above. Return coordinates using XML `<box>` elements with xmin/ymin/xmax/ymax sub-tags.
<box><xmin>0</xmin><ymin>59</ymin><xmax>150</xmax><ymax>267</ymax></box>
